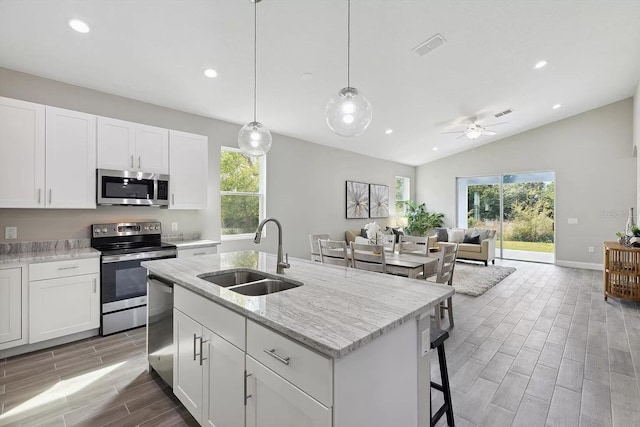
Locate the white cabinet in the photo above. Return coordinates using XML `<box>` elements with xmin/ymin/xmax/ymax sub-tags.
<box><xmin>45</xmin><ymin>106</ymin><xmax>96</xmax><ymax>209</ymax></box>
<box><xmin>169</xmin><ymin>130</ymin><xmax>208</xmax><ymax>209</ymax></box>
<box><xmin>0</xmin><ymin>97</ymin><xmax>45</xmax><ymax>208</ymax></box>
<box><xmin>0</xmin><ymin>267</ymin><xmax>24</xmax><ymax>346</ymax></box>
<box><xmin>177</xmin><ymin>246</ymin><xmax>218</xmax><ymax>258</ymax></box>
<box><xmin>174</xmin><ymin>308</ymin><xmax>245</xmax><ymax>427</ymax></box>
<box><xmin>29</xmin><ymin>258</ymin><xmax>100</xmax><ymax>343</ymax></box>
<box><xmin>246</xmin><ymin>356</ymin><xmax>332</xmax><ymax>427</ymax></box>
<box><xmin>0</xmin><ymin>99</ymin><xmax>96</xmax><ymax>209</ymax></box>
<box><xmin>97</xmin><ymin>117</ymin><xmax>168</xmax><ymax>174</ymax></box>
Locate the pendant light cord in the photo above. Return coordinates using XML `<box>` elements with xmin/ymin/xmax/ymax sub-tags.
<box><xmin>253</xmin><ymin>0</ymin><xmax>257</xmax><ymax>122</ymax></box>
<box><xmin>347</xmin><ymin>0</ymin><xmax>351</xmax><ymax>88</ymax></box>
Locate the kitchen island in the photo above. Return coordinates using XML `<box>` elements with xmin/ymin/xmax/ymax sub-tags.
<box><xmin>142</xmin><ymin>250</ymin><xmax>454</xmax><ymax>427</ymax></box>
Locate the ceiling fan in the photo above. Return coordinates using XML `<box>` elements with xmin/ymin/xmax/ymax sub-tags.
<box><xmin>442</xmin><ymin>117</ymin><xmax>507</xmax><ymax>140</ymax></box>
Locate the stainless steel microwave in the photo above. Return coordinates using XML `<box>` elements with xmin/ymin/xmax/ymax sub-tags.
<box><xmin>97</xmin><ymin>169</ymin><xmax>169</xmax><ymax>207</ymax></box>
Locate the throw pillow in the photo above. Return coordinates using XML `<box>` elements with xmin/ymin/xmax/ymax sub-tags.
<box><xmin>463</xmin><ymin>235</ymin><xmax>481</xmax><ymax>244</ymax></box>
<box><xmin>476</xmin><ymin>229</ymin><xmax>490</xmax><ymax>241</ymax></box>
<box><xmin>448</xmin><ymin>229</ymin><xmax>465</xmax><ymax>243</ymax></box>
<box><xmin>360</xmin><ymin>228</ymin><xmax>368</xmax><ymax>238</ymax></box>
<box><xmin>435</xmin><ymin>227</ymin><xmax>449</xmax><ymax>242</ymax></box>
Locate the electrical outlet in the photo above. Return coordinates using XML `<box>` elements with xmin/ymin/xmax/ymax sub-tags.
<box><xmin>171</xmin><ymin>222</ymin><xmax>178</xmax><ymax>232</ymax></box>
<box><xmin>5</xmin><ymin>226</ymin><xmax>17</xmax><ymax>240</ymax></box>
<box><xmin>588</xmin><ymin>246</ymin><xmax>595</xmax><ymax>253</ymax></box>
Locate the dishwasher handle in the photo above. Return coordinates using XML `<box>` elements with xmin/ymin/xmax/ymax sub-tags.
<box><xmin>148</xmin><ymin>275</ymin><xmax>174</xmax><ymax>294</ymax></box>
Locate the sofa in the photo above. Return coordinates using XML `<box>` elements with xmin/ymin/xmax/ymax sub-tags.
<box><xmin>428</xmin><ymin>228</ymin><xmax>497</xmax><ymax>266</ymax></box>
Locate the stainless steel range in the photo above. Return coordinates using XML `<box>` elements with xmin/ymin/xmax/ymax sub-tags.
<box><xmin>91</xmin><ymin>221</ymin><xmax>176</xmax><ymax>336</ymax></box>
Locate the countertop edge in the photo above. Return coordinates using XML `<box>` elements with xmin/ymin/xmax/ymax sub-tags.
<box><xmin>0</xmin><ymin>248</ymin><xmax>101</xmax><ymax>265</ymax></box>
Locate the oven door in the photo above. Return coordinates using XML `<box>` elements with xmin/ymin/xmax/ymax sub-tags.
<box><xmin>101</xmin><ymin>250</ymin><xmax>176</xmax><ymax>313</ymax></box>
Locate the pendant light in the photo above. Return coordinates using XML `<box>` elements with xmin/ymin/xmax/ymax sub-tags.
<box><xmin>326</xmin><ymin>0</ymin><xmax>372</xmax><ymax>137</ymax></box>
<box><xmin>238</xmin><ymin>0</ymin><xmax>272</xmax><ymax>157</ymax></box>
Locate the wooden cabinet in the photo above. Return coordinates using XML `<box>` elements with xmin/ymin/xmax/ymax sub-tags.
<box><xmin>45</xmin><ymin>106</ymin><xmax>96</xmax><ymax>208</ymax></box>
<box><xmin>246</xmin><ymin>356</ymin><xmax>332</xmax><ymax>427</ymax></box>
<box><xmin>169</xmin><ymin>130</ymin><xmax>208</xmax><ymax>209</ymax></box>
<box><xmin>97</xmin><ymin>117</ymin><xmax>169</xmax><ymax>174</ymax></box>
<box><xmin>0</xmin><ymin>97</ymin><xmax>45</xmax><ymax>208</ymax></box>
<box><xmin>29</xmin><ymin>258</ymin><xmax>100</xmax><ymax>343</ymax></box>
<box><xmin>173</xmin><ymin>308</ymin><xmax>245</xmax><ymax>426</ymax></box>
<box><xmin>0</xmin><ymin>267</ymin><xmax>23</xmax><ymax>346</ymax></box>
<box><xmin>604</xmin><ymin>241</ymin><xmax>640</xmax><ymax>301</ymax></box>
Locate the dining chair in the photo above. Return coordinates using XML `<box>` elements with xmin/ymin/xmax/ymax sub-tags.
<box><xmin>318</xmin><ymin>239</ymin><xmax>350</xmax><ymax>267</ymax></box>
<box><xmin>309</xmin><ymin>233</ymin><xmax>330</xmax><ymax>262</ymax></box>
<box><xmin>350</xmin><ymin>242</ymin><xmax>386</xmax><ymax>273</ymax></box>
<box><xmin>381</xmin><ymin>234</ymin><xmax>396</xmax><ymax>253</ymax></box>
<box><xmin>429</xmin><ymin>242</ymin><xmax>458</xmax><ymax>329</ymax></box>
<box><xmin>398</xmin><ymin>235</ymin><xmax>428</xmax><ymax>256</ymax></box>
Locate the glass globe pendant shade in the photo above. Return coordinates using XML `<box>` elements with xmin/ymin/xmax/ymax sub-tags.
<box><xmin>326</xmin><ymin>87</ymin><xmax>372</xmax><ymax>137</ymax></box>
<box><xmin>238</xmin><ymin>121</ymin><xmax>272</xmax><ymax>157</ymax></box>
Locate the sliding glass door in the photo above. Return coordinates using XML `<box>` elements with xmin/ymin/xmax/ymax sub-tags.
<box><xmin>457</xmin><ymin>172</ymin><xmax>555</xmax><ymax>263</ymax></box>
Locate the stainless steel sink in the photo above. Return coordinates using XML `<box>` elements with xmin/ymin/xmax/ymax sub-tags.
<box><xmin>197</xmin><ymin>269</ymin><xmax>302</xmax><ymax>296</ymax></box>
<box><xmin>197</xmin><ymin>270</ymin><xmax>267</xmax><ymax>287</ymax></box>
<box><xmin>229</xmin><ymin>279</ymin><xmax>301</xmax><ymax>296</ymax></box>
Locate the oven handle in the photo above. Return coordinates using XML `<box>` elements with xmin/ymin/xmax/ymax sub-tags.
<box><xmin>102</xmin><ymin>250</ymin><xmax>176</xmax><ymax>263</ymax></box>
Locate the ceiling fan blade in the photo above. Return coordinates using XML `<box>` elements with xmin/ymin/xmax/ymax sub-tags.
<box><xmin>482</xmin><ymin>130</ymin><xmax>497</xmax><ymax>135</ymax></box>
<box><xmin>483</xmin><ymin>122</ymin><xmax>508</xmax><ymax>128</ymax></box>
<box><xmin>441</xmin><ymin>130</ymin><xmax>465</xmax><ymax>135</ymax></box>
<box><xmin>456</xmin><ymin>133</ymin><xmax>468</xmax><ymax>140</ymax></box>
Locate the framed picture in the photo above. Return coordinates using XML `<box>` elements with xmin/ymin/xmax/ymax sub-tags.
<box><xmin>369</xmin><ymin>184</ymin><xmax>389</xmax><ymax>218</ymax></box>
<box><xmin>346</xmin><ymin>181</ymin><xmax>369</xmax><ymax>219</ymax></box>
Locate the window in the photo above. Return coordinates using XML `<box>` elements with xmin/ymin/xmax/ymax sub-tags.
<box><xmin>395</xmin><ymin>176</ymin><xmax>410</xmax><ymax>216</ymax></box>
<box><xmin>220</xmin><ymin>147</ymin><xmax>265</xmax><ymax>239</ymax></box>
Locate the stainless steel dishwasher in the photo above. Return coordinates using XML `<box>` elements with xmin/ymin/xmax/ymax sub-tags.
<box><xmin>147</xmin><ymin>274</ymin><xmax>174</xmax><ymax>387</ymax></box>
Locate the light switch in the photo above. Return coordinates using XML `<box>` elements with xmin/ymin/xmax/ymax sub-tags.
<box><xmin>5</xmin><ymin>226</ymin><xmax>17</xmax><ymax>239</ymax></box>
<box><xmin>171</xmin><ymin>222</ymin><xmax>178</xmax><ymax>232</ymax></box>
<box><xmin>568</xmin><ymin>218</ymin><xmax>578</xmax><ymax>224</ymax></box>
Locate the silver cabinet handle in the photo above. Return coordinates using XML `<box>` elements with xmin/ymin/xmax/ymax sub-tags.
<box><xmin>93</xmin><ymin>278</ymin><xmax>97</xmax><ymax>293</ymax></box>
<box><xmin>193</xmin><ymin>252</ymin><xmax>206</xmax><ymax>256</ymax></box>
<box><xmin>130</xmin><ymin>155</ymin><xmax>134</xmax><ymax>169</ymax></box>
<box><xmin>244</xmin><ymin>372</ymin><xmax>253</xmax><ymax>405</ymax></box>
<box><xmin>263</xmin><ymin>348</ymin><xmax>290</xmax><ymax>365</ymax></box>
<box><xmin>38</xmin><ymin>188</ymin><xmax>41</xmax><ymax>204</ymax></box>
<box><xmin>138</xmin><ymin>156</ymin><xmax>141</xmax><ymax>169</ymax></box>
<box><xmin>172</xmin><ymin>193</ymin><xmax>175</xmax><ymax>205</ymax></box>
<box><xmin>193</xmin><ymin>333</ymin><xmax>198</xmax><ymax>361</ymax></box>
<box><xmin>57</xmin><ymin>266</ymin><xmax>79</xmax><ymax>270</ymax></box>
<box><xmin>199</xmin><ymin>337</ymin><xmax>208</xmax><ymax>366</ymax></box>
<box><xmin>48</xmin><ymin>189</ymin><xmax>52</xmax><ymax>204</ymax></box>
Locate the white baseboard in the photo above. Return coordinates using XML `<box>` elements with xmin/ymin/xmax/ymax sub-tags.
<box><xmin>554</xmin><ymin>260</ymin><xmax>603</xmax><ymax>271</ymax></box>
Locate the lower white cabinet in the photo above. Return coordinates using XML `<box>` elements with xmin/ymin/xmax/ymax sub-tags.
<box><xmin>246</xmin><ymin>356</ymin><xmax>332</xmax><ymax>427</ymax></box>
<box><xmin>28</xmin><ymin>258</ymin><xmax>100</xmax><ymax>344</ymax></box>
<box><xmin>0</xmin><ymin>267</ymin><xmax>23</xmax><ymax>346</ymax></box>
<box><xmin>174</xmin><ymin>308</ymin><xmax>244</xmax><ymax>427</ymax></box>
<box><xmin>177</xmin><ymin>246</ymin><xmax>218</xmax><ymax>258</ymax></box>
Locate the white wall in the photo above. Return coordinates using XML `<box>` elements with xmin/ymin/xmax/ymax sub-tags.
<box><xmin>415</xmin><ymin>99</ymin><xmax>635</xmax><ymax>269</ymax></box>
<box><xmin>0</xmin><ymin>68</ymin><xmax>414</xmax><ymax>259</ymax></box>
<box><xmin>634</xmin><ymin>79</ymin><xmax>640</xmax><ymax>219</ymax></box>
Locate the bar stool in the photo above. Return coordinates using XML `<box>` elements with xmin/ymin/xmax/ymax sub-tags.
<box><xmin>431</xmin><ymin>327</ymin><xmax>454</xmax><ymax>427</ymax></box>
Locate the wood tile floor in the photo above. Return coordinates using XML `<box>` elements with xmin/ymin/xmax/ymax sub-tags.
<box><xmin>2</xmin><ymin>260</ymin><xmax>639</xmax><ymax>426</ymax></box>
<box><xmin>432</xmin><ymin>259</ymin><xmax>640</xmax><ymax>427</ymax></box>
<box><xmin>0</xmin><ymin>327</ymin><xmax>197</xmax><ymax>427</ymax></box>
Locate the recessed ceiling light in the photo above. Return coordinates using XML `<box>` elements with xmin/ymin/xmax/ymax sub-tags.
<box><xmin>533</xmin><ymin>60</ymin><xmax>547</xmax><ymax>69</ymax></box>
<box><xmin>203</xmin><ymin>68</ymin><xmax>218</xmax><ymax>78</ymax></box>
<box><xmin>385</xmin><ymin>129</ymin><xmax>393</xmax><ymax>135</ymax></box>
<box><xmin>432</xmin><ymin>147</ymin><xmax>439</xmax><ymax>151</ymax></box>
<box><xmin>68</xmin><ymin>19</ymin><xmax>91</xmax><ymax>34</ymax></box>
<box><xmin>552</xmin><ymin>104</ymin><xmax>562</xmax><ymax>110</ymax></box>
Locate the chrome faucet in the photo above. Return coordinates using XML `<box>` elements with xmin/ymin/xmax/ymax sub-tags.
<box><xmin>254</xmin><ymin>217</ymin><xmax>290</xmax><ymax>274</ymax></box>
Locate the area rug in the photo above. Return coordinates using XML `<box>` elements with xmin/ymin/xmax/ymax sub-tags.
<box><xmin>444</xmin><ymin>262</ymin><xmax>516</xmax><ymax>296</ymax></box>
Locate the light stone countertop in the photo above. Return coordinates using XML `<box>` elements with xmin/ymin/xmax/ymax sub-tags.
<box><xmin>172</xmin><ymin>239</ymin><xmax>221</xmax><ymax>250</ymax></box>
<box><xmin>142</xmin><ymin>250</ymin><xmax>454</xmax><ymax>359</ymax></box>
<box><xmin>0</xmin><ymin>247</ymin><xmax>101</xmax><ymax>265</ymax></box>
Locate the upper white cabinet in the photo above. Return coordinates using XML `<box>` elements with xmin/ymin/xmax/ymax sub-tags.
<box><xmin>169</xmin><ymin>130</ymin><xmax>208</xmax><ymax>209</ymax></box>
<box><xmin>0</xmin><ymin>97</ymin><xmax>45</xmax><ymax>208</ymax></box>
<box><xmin>45</xmin><ymin>106</ymin><xmax>96</xmax><ymax>209</ymax></box>
<box><xmin>97</xmin><ymin>117</ymin><xmax>168</xmax><ymax>174</ymax></box>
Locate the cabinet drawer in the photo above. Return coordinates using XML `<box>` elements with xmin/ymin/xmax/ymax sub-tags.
<box><xmin>174</xmin><ymin>286</ymin><xmax>245</xmax><ymax>350</ymax></box>
<box><xmin>178</xmin><ymin>247</ymin><xmax>217</xmax><ymax>258</ymax></box>
<box><xmin>29</xmin><ymin>257</ymin><xmax>99</xmax><ymax>281</ymax></box>
<box><xmin>247</xmin><ymin>320</ymin><xmax>332</xmax><ymax>407</ymax></box>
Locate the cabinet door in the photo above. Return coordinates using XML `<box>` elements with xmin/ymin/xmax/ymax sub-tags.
<box><xmin>29</xmin><ymin>273</ymin><xmax>100</xmax><ymax>343</ymax></box>
<box><xmin>203</xmin><ymin>328</ymin><xmax>245</xmax><ymax>427</ymax></box>
<box><xmin>135</xmin><ymin>124</ymin><xmax>168</xmax><ymax>174</ymax></box>
<box><xmin>0</xmin><ymin>97</ymin><xmax>45</xmax><ymax>208</ymax></box>
<box><xmin>169</xmin><ymin>130</ymin><xmax>208</xmax><ymax>209</ymax></box>
<box><xmin>246</xmin><ymin>356</ymin><xmax>332</xmax><ymax>427</ymax></box>
<box><xmin>45</xmin><ymin>107</ymin><xmax>97</xmax><ymax>209</ymax></box>
<box><xmin>0</xmin><ymin>268</ymin><xmax>22</xmax><ymax>345</ymax></box>
<box><xmin>178</xmin><ymin>246</ymin><xmax>218</xmax><ymax>258</ymax></box>
<box><xmin>97</xmin><ymin>116</ymin><xmax>136</xmax><ymax>170</ymax></box>
<box><xmin>173</xmin><ymin>308</ymin><xmax>204</xmax><ymax>424</ymax></box>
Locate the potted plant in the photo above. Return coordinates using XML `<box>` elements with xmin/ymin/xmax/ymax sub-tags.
<box><xmin>403</xmin><ymin>201</ymin><xmax>444</xmax><ymax>236</ymax></box>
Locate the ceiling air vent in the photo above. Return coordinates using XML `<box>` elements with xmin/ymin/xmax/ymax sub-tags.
<box><xmin>412</xmin><ymin>34</ymin><xmax>446</xmax><ymax>56</ymax></box>
<box><xmin>494</xmin><ymin>108</ymin><xmax>513</xmax><ymax>118</ymax></box>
